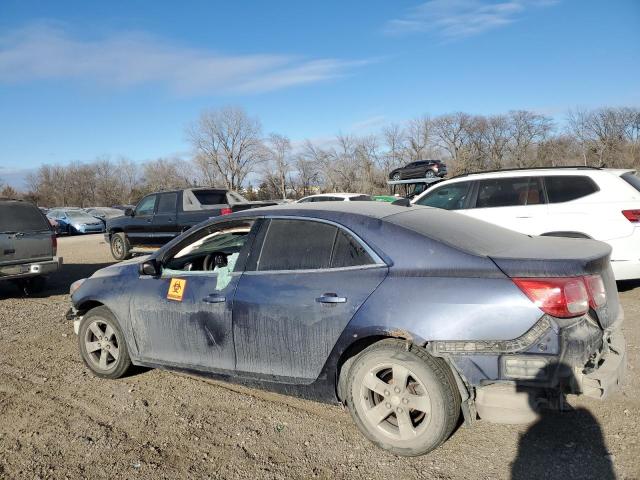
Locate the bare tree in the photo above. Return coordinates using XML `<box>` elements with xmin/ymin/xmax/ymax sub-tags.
<box><xmin>382</xmin><ymin>123</ymin><xmax>406</xmax><ymax>172</ymax></box>
<box><xmin>405</xmin><ymin>116</ymin><xmax>432</xmax><ymax>161</ymax></box>
<box><xmin>432</xmin><ymin>112</ymin><xmax>472</xmax><ymax>173</ymax></box>
<box><xmin>264</xmin><ymin>133</ymin><xmax>292</xmax><ymax>199</ymax></box>
<box><xmin>508</xmin><ymin>110</ymin><xmax>553</xmax><ymax>168</ymax></box>
<box><xmin>188</xmin><ymin>106</ymin><xmax>264</xmax><ymax>190</ymax></box>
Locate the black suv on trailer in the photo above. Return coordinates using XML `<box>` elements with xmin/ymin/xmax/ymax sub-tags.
<box><xmin>389</xmin><ymin>160</ymin><xmax>447</xmax><ymax>180</ymax></box>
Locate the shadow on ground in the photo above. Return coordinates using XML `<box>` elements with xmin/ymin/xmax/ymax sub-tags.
<box><xmin>512</xmin><ymin>365</ymin><xmax>615</xmax><ymax>480</ymax></box>
<box><xmin>617</xmin><ymin>279</ymin><xmax>640</xmax><ymax>292</ymax></box>
<box><xmin>0</xmin><ymin>262</ymin><xmax>113</xmax><ymax>299</ymax></box>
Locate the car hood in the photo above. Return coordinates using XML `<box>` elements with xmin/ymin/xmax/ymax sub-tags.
<box><xmin>90</xmin><ymin>255</ymin><xmax>150</xmax><ymax>279</ymax></box>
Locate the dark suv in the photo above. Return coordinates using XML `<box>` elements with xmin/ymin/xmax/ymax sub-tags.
<box><xmin>0</xmin><ymin>199</ymin><xmax>62</xmax><ymax>293</ymax></box>
<box><xmin>389</xmin><ymin>160</ymin><xmax>447</xmax><ymax>180</ymax></box>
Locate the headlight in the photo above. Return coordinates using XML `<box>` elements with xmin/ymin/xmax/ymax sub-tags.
<box><xmin>70</xmin><ymin>278</ymin><xmax>86</xmax><ymax>296</ymax></box>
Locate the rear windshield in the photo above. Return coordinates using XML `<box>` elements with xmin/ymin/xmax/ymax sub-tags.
<box><xmin>386</xmin><ymin>207</ymin><xmax>528</xmax><ymax>257</ymax></box>
<box><xmin>0</xmin><ymin>202</ymin><xmax>50</xmax><ymax>233</ymax></box>
<box><xmin>621</xmin><ymin>172</ymin><xmax>640</xmax><ymax>192</ymax></box>
<box><xmin>193</xmin><ymin>190</ymin><xmax>227</xmax><ymax>205</ymax></box>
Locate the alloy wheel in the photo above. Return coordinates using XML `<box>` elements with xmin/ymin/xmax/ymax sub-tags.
<box><xmin>358</xmin><ymin>363</ymin><xmax>432</xmax><ymax>441</ymax></box>
<box><xmin>84</xmin><ymin>320</ymin><xmax>120</xmax><ymax>371</ymax></box>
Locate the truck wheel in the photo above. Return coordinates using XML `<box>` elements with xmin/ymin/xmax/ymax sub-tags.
<box><xmin>78</xmin><ymin>306</ymin><xmax>132</xmax><ymax>379</ymax></box>
<box><xmin>345</xmin><ymin>339</ymin><xmax>460</xmax><ymax>456</ymax></box>
<box><xmin>110</xmin><ymin>233</ymin><xmax>131</xmax><ymax>261</ymax></box>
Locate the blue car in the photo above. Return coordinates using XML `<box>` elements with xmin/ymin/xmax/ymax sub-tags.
<box><xmin>67</xmin><ymin>202</ymin><xmax>626</xmax><ymax>455</ymax></box>
<box><xmin>47</xmin><ymin>208</ymin><xmax>105</xmax><ymax>235</ymax></box>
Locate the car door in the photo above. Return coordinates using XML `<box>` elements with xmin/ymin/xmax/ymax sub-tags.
<box><xmin>232</xmin><ymin>218</ymin><xmax>388</xmax><ymax>381</ymax></box>
<box><xmin>128</xmin><ymin>194</ymin><xmax>157</xmax><ymax>246</ymax></box>
<box><xmin>152</xmin><ymin>192</ymin><xmax>179</xmax><ymax>244</ymax></box>
<box><xmin>461</xmin><ymin>177</ymin><xmax>548</xmax><ymax>235</ymax></box>
<box><xmin>129</xmin><ymin>218</ymin><xmax>259</xmax><ymax>371</ymax></box>
<box><xmin>0</xmin><ymin>201</ymin><xmax>52</xmax><ymax>267</ymax></box>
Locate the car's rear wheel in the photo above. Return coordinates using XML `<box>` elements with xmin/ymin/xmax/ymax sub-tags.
<box><xmin>78</xmin><ymin>306</ymin><xmax>132</xmax><ymax>379</ymax></box>
<box><xmin>345</xmin><ymin>339</ymin><xmax>460</xmax><ymax>456</ymax></box>
<box><xmin>110</xmin><ymin>232</ymin><xmax>131</xmax><ymax>261</ymax></box>
<box><xmin>424</xmin><ymin>170</ymin><xmax>436</xmax><ymax>178</ymax></box>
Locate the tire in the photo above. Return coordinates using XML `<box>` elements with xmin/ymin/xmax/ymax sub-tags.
<box><xmin>110</xmin><ymin>232</ymin><xmax>131</xmax><ymax>261</ymax></box>
<box><xmin>424</xmin><ymin>170</ymin><xmax>436</xmax><ymax>178</ymax></box>
<box><xmin>392</xmin><ymin>173</ymin><xmax>401</xmax><ymax>181</ymax></box>
<box><xmin>78</xmin><ymin>306</ymin><xmax>132</xmax><ymax>379</ymax></box>
<box><xmin>345</xmin><ymin>339</ymin><xmax>460</xmax><ymax>456</ymax></box>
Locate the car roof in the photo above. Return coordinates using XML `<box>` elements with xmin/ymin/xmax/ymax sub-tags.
<box><xmin>301</xmin><ymin>193</ymin><xmax>368</xmax><ymax>198</ymax></box>
<box><xmin>233</xmin><ymin>200</ymin><xmax>411</xmax><ymax>219</ymax></box>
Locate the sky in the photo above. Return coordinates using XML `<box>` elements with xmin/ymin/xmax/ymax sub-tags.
<box><xmin>0</xmin><ymin>0</ymin><xmax>639</xmax><ymax>188</ymax></box>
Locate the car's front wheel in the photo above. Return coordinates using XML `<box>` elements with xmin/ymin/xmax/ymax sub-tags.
<box><xmin>78</xmin><ymin>306</ymin><xmax>132</xmax><ymax>379</ymax></box>
<box><xmin>110</xmin><ymin>232</ymin><xmax>131</xmax><ymax>261</ymax></box>
<box><xmin>424</xmin><ymin>170</ymin><xmax>436</xmax><ymax>178</ymax></box>
<box><xmin>345</xmin><ymin>339</ymin><xmax>460</xmax><ymax>456</ymax></box>
<box><xmin>391</xmin><ymin>172</ymin><xmax>401</xmax><ymax>181</ymax></box>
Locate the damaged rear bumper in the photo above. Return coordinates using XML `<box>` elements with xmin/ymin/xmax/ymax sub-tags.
<box><xmin>435</xmin><ymin>313</ymin><xmax>627</xmax><ymax>424</ymax></box>
<box><xmin>576</xmin><ymin>328</ymin><xmax>626</xmax><ymax>399</ymax></box>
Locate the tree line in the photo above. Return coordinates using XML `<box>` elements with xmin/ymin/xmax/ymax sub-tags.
<box><xmin>5</xmin><ymin>105</ymin><xmax>639</xmax><ymax>207</ymax></box>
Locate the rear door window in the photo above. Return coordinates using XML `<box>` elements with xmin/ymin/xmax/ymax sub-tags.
<box><xmin>621</xmin><ymin>172</ymin><xmax>640</xmax><ymax>192</ymax></box>
<box><xmin>330</xmin><ymin>230</ymin><xmax>373</xmax><ymax>268</ymax></box>
<box><xmin>545</xmin><ymin>176</ymin><xmax>598</xmax><ymax>203</ymax></box>
<box><xmin>414</xmin><ymin>182</ymin><xmax>471</xmax><ymax>210</ymax></box>
<box><xmin>258</xmin><ymin>219</ymin><xmax>336</xmax><ymax>271</ymax></box>
<box><xmin>475</xmin><ymin>177</ymin><xmax>544</xmax><ymax>208</ymax></box>
<box><xmin>256</xmin><ymin>219</ymin><xmax>375</xmax><ymax>271</ymax></box>
<box><xmin>0</xmin><ymin>202</ymin><xmax>50</xmax><ymax>232</ymax></box>
<box><xmin>156</xmin><ymin>193</ymin><xmax>177</xmax><ymax>214</ymax></box>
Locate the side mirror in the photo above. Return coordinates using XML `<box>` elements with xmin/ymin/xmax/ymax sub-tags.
<box><xmin>139</xmin><ymin>259</ymin><xmax>160</xmax><ymax>277</ymax></box>
<box><xmin>125</xmin><ymin>208</ymin><xmax>134</xmax><ymax>217</ymax></box>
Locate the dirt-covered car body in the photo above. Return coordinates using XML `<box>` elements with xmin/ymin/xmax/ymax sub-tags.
<box><xmin>68</xmin><ymin>203</ymin><xmax>626</xmax><ymax>423</ymax></box>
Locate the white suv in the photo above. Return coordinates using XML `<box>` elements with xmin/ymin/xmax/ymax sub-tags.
<box><xmin>412</xmin><ymin>167</ymin><xmax>640</xmax><ymax>280</ymax></box>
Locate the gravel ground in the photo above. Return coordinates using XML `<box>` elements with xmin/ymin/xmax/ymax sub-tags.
<box><xmin>0</xmin><ymin>234</ymin><xmax>638</xmax><ymax>480</ymax></box>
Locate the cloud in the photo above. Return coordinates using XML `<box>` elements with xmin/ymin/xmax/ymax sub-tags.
<box><xmin>0</xmin><ymin>23</ymin><xmax>368</xmax><ymax>95</ymax></box>
<box><xmin>384</xmin><ymin>0</ymin><xmax>558</xmax><ymax>39</ymax></box>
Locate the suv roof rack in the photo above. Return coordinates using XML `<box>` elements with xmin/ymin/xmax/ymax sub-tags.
<box><xmin>450</xmin><ymin>165</ymin><xmax>602</xmax><ymax>179</ymax></box>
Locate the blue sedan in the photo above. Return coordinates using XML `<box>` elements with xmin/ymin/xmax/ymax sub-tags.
<box><xmin>67</xmin><ymin>202</ymin><xmax>625</xmax><ymax>455</ymax></box>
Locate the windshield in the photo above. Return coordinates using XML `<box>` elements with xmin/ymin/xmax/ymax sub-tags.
<box><xmin>0</xmin><ymin>202</ymin><xmax>50</xmax><ymax>232</ymax></box>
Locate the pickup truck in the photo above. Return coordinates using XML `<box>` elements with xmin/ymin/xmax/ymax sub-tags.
<box><xmin>0</xmin><ymin>199</ymin><xmax>62</xmax><ymax>293</ymax></box>
<box><xmin>105</xmin><ymin>188</ymin><xmax>276</xmax><ymax>260</ymax></box>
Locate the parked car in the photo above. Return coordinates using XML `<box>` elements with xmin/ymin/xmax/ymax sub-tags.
<box><xmin>105</xmin><ymin>188</ymin><xmax>277</xmax><ymax>261</ymax></box>
<box><xmin>389</xmin><ymin>160</ymin><xmax>447</xmax><ymax>180</ymax></box>
<box><xmin>412</xmin><ymin>166</ymin><xmax>640</xmax><ymax>280</ymax></box>
<box><xmin>1</xmin><ymin>199</ymin><xmax>62</xmax><ymax>293</ymax></box>
<box><xmin>47</xmin><ymin>209</ymin><xmax>106</xmax><ymax>235</ymax></box>
<box><xmin>67</xmin><ymin>202</ymin><xmax>625</xmax><ymax>456</ymax></box>
<box><xmin>297</xmin><ymin>193</ymin><xmax>373</xmax><ymax>202</ymax></box>
<box><xmin>85</xmin><ymin>207</ymin><xmax>124</xmax><ymax>226</ymax></box>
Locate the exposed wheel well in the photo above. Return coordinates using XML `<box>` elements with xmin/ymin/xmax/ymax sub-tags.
<box><xmin>76</xmin><ymin>300</ymin><xmax>105</xmax><ymax>315</ymax></box>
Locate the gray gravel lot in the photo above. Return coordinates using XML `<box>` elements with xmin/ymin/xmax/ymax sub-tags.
<box><xmin>0</xmin><ymin>234</ymin><xmax>638</xmax><ymax>479</ymax></box>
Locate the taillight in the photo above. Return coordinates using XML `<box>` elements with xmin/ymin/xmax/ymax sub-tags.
<box><xmin>220</xmin><ymin>208</ymin><xmax>233</xmax><ymax>216</ymax></box>
<box><xmin>622</xmin><ymin>209</ymin><xmax>640</xmax><ymax>222</ymax></box>
<box><xmin>51</xmin><ymin>233</ymin><xmax>57</xmax><ymax>256</ymax></box>
<box><xmin>513</xmin><ymin>277</ymin><xmax>590</xmax><ymax>318</ymax></box>
<box><xmin>585</xmin><ymin>274</ymin><xmax>606</xmax><ymax>308</ymax></box>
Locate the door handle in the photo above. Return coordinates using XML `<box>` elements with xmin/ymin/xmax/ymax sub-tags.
<box><xmin>316</xmin><ymin>293</ymin><xmax>347</xmax><ymax>304</ymax></box>
<box><xmin>202</xmin><ymin>294</ymin><xmax>226</xmax><ymax>304</ymax></box>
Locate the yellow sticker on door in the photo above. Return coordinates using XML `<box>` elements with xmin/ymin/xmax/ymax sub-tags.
<box><xmin>167</xmin><ymin>278</ymin><xmax>187</xmax><ymax>301</ymax></box>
